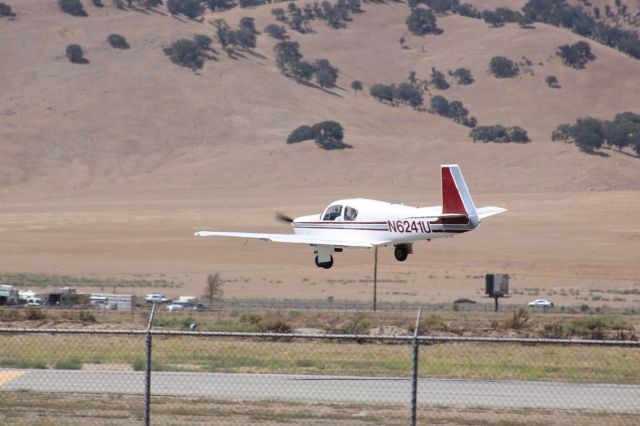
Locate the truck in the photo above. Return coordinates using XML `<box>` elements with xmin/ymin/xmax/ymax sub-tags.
<box><xmin>145</xmin><ymin>294</ymin><xmax>169</xmax><ymax>304</ymax></box>
<box><xmin>0</xmin><ymin>284</ymin><xmax>18</xmax><ymax>305</ymax></box>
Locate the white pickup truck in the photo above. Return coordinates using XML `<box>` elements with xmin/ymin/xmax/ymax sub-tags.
<box><xmin>144</xmin><ymin>294</ymin><xmax>169</xmax><ymax>304</ymax></box>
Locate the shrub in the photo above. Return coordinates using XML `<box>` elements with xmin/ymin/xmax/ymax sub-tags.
<box><xmin>66</xmin><ymin>44</ymin><xmax>88</xmax><ymax>64</ymax></box>
<box><xmin>287</xmin><ymin>125</ymin><xmax>315</xmax><ymax>144</ymax></box>
<box><xmin>449</xmin><ymin>67</ymin><xmax>474</xmax><ymax>85</ymax></box>
<box><xmin>313</xmin><ymin>120</ymin><xmax>349</xmax><ymax>150</ymax></box>
<box><xmin>258</xmin><ymin>318</ymin><xmax>293</xmax><ymax>333</ymax></box>
<box><xmin>92</xmin><ymin>0</ymin><xmax>104</xmax><ymax>7</ymax></box>
<box><xmin>290</xmin><ymin>60</ymin><xmax>314</xmax><ymax>83</ymax></box>
<box><xmin>24</xmin><ymin>306</ymin><xmax>46</xmax><ymax>320</ymax></box>
<box><xmin>132</xmin><ymin>357</ymin><xmax>168</xmax><ymax>371</ymax></box>
<box><xmin>163</xmin><ymin>38</ymin><xmax>203</xmax><ymax>69</ymax></box>
<box><xmin>0</xmin><ymin>308</ymin><xmax>20</xmax><ymax>321</ymax></box>
<box><xmin>545</xmin><ymin>75</ymin><xmax>560</xmax><ymax>88</ymax></box>
<box><xmin>287</xmin><ymin>121</ymin><xmax>351</xmax><ymax>149</ymax></box>
<box><xmin>168</xmin><ymin>0</ymin><xmax>205</xmax><ymax>19</ymax></box>
<box><xmin>61</xmin><ymin>310</ymin><xmax>97</xmax><ymax>322</ymax></box>
<box><xmin>430</xmin><ymin>95</ymin><xmax>449</xmax><ymax>116</ymax></box>
<box><xmin>542</xmin><ymin>322</ymin><xmax>565</xmax><ymax>338</ymax></box>
<box><xmin>411</xmin><ymin>314</ymin><xmax>447</xmax><ymax>333</ymax></box>
<box><xmin>273</xmin><ymin>40</ymin><xmax>302</xmax><ymax>73</ymax></box>
<box><xmin>271</xmin><ymin>7</ymin><xmax>286</xmax><ymax>21</ymax></box>
<box><xmin>456</xmin><ymin>3</ymin><xmax>480</xmax><ymax>18</ymax></box>
<box><xmin>571</xmin><ymin>117</ymin><xmax>605</xmax><ymax>152</ymax></box>
<box><xmin>395</xmin><ymin>82</ymin><xmax>423</xmax><ymax>107</ymax></box>
<box><xmin>0</xmin><ymin>2</ymin><xmax>15</xmax><ymax>17</ymax></box>
<box><xmin>557</xmin><ymin>41</ymin><xmax>595</xmax><ymax>69</ymax></box>
<box><xmin>508</xmin><ymin>126</ymin><xmax>530</xmax><ymax>142</ymax></box>
<box><xmin>430</xmin><ymin>67</ymin><xmax>449</xmax><ymax>90</ymax></box>
<box><xmin>194</xmin><ymin>34</ymin><xmax>212</xmax><ymax>50</ymax></box>
<box><xmin>551</xmin><ymin>123</ymin><xmax>572</xmax><ymax>142</ymax></box>
<box><xmin>234</xmin><ymin>28</ymin><xmax>256</xmax><ymax>49</ymax></box>
<box><xmin>503</xmin><ymin>308</ymin><xmax>529</xmax><ymax>329</ymax></box>
<box><xmin>406</xmin><ymin>8</ymin><xmax>441</xmax><ymax>36</ymax></box>
<box><xmin>490</xmin><ymin>56</ymin><xmax>518</xmax><ymax>78</ymax></box>
<box><xmin>605</xmin><ymin>112</ymin><xmax>640</xmax><ymax>151</ymax></box>
<box><xmin>264</xmin><ymin>24</ymin><xmax>287</xmax><ymax>40</ymax></box>
<box><xmin>453</xmin><ymin>297</ymin><xmax>476</xmax><ymax>304</ymax></box>
<box><xmin>239</xmin><ymin>16</ymin><xmax>257</xmax><ymax>34</ymax></box>
<box><xmin>58</xmin><ymin>0</ymin><xmax>87</xmax><ymax>16</ymax></box>
<box><xmin>370</xmin><ymin>84</ymin><xmax>394</xmax><ymax>103</ymax></box>
<box><xmin>332</xmin><ymin>317</ymin><xmax>371</xmax><ymax>335</ymax></box>
<box><xmin>239</xmin><ymin>0</ymin><xmax>265</xmax><ymax>7</ymax></box>
<box><xmin>207</xmin><ymin>0</ymin><xmax>235</xmax><ymax>11</ymax></box>
<box><xmin>55</xmin><ymin>357</ymin><xmax>83</xmax><ymax>370</ymax></box>
<box><xmin>482</xmin><ymin>7</ymin><xmax>523</xmax><ymax>27</ymax></box>
<box><xmin>107</xmin><ymin>34</ymin><xmax>129</xmax><ymax>49</ymax></box>
<box><xmin>448</xmin><ymin>100</ymin><xmax>475</xmax><ymax>127</ymax></box>
<box><xmin>351</xmin><ymin>80</ymin><xmax>363</xmax><ymax>92</ymax></box>
<box><xmin>470</xmin><ymin>125</ymin><xmax>530</xmax><ymax>143</ymax></box>
<box><xmin>313</xmin><ymin>59</ymin><xmax>339</xmax><ymax>89</ymax></box>
<box><xmin>567</xmin><ymin>315</ymin><xmax>633</xmax><ymax>340</ymax></box>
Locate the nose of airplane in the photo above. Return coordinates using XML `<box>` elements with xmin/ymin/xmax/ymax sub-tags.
<box><xmin>275</xmin><ymin>212</ymin><xmax>294</xmax><ymax>223</ymax></box>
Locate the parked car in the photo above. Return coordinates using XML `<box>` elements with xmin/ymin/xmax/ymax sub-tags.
<box><xmin>192</xmin><ymin>303</ymin><xmax>208</xmax><ymax>311</ymax></box>
<box><xmin>26</xmin><ymin>296</ymin><xmax>43</xmax><ymax>306</ymax></box>
<box><xmin>167</xmin><ymin>303</ymin><xmax>184</xmax><ymax>312</ymax></box>
<box><xmin>528</xmin><ymin>299</ymin><xmax>554</xmax><ymax>309</ymax></box>
<box><xmin>145</xmin><ymin>294</ymin><xmax>169</xmax><ymax>304</ymax></box>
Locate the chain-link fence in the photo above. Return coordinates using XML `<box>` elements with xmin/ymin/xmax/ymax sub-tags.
<box><xmin>1</xmin><ymin>323</ymin><xmax>640</xmax><ymax>424</ymax></box>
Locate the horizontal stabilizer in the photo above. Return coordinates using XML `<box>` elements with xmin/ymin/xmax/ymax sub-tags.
<box><xmin>408</xmin><ymin>213</ymin><xmax>468</xmax><ymax>220</ymax></box>
<box><xmin>476</xmin><ymin>206</ymin><xmax>507</xmax><ymax>219</ymax></box>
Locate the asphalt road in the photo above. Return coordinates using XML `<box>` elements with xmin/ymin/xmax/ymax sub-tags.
<box><xmin>2</xmin><ymin>369</ymin><xmax>639</xmax><ymax>411</ymax></box>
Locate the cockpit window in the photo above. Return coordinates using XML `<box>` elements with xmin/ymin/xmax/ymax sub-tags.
<box><xmin>322</xmin><ymin>205</ymin><xmax>342</xmax><ymax>221</ymax></box>
<box><xmin>344</xmin><ymin>206</ymin><xmax>358</xmax><ymax>221</ymax></box>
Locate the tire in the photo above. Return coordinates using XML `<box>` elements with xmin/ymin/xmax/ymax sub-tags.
<box><xmin>394</xmin><ymin>245</ymin><xmax>408</xmax><ymax>262</ymax></box>
<box><xmin>315</xmin><ymin>255</ymin><xmax>334</xmax><ymax>269</ymax></box>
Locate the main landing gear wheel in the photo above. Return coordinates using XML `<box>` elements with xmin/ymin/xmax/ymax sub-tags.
<box><xmin>315</xmin><ymin>255</ymin><xmax>334</xmax><ymax>269</ymax></box>
<box><xmin>394</xmin><ymin>245</ymin><xmax>409</xmax><ymax>262</ymax></box>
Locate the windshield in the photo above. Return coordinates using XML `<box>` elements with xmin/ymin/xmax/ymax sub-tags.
<box><xmin>322</xmin><ymin>205</ymin><xmax>342</xmax><ymax>221</ymax></box>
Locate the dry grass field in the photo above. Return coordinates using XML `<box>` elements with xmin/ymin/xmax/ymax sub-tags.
<box><xmin>1</xmin><ymin>0</ymin><xmax>639</xmax><ymax>307</ymax></box>
<box><xmin>3</xmin><ymin>392</ymin><xmax>637</xmax><ymax>425</ymax></box>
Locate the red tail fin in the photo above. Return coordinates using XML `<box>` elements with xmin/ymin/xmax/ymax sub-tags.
<box><xmin>441</xmin><ymin>165</ymin><xmax>477</xmax><ymax>218</ymax></box>
<box><xmin>441</xmin><ymin>166</ymin><xmax>466</xmax><ymax>215</ymax></box>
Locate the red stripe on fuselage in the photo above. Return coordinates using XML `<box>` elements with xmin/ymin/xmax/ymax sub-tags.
<box><xmin>296</xmin><ymin>221</ymin><xmax>388</xmax><ymax>225</ymax></box>
<box><xmin>295</xmin><ymin>226</ymin><xmax>389</xmax><ymax>231</ymax></box>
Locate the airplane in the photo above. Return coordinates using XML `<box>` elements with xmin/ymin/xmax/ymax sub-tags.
<box><xmin>194</xmin><ymin>164</ymin><xmax>506</xmax><ymax>269</ymax></box>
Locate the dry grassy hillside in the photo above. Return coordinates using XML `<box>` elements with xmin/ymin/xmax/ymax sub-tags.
<box><xmin>1</xmin><ymin>0</ymin><xmax>640</xmax><ymax>193</ymax></box>
<box><xmin>1</xmin><ymin>0</ymin><xmax>640</xmax><ymax>304</ymax></box>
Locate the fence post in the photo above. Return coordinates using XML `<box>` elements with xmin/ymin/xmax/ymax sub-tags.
<box><xmin>144</xmin><ymin>303</ymin><xmax>158</xmax><ymax>426</ymax></box>
<box><xmin>410</xmin><ymin>308</ymin><xmax>421</xmax><ymax>426</ymax></box>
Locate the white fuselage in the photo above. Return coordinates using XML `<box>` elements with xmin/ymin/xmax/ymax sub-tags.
<box><xmin>292</xmin><ymin>198</ymin><xmax>477</xmax><ymax>246</ymax></box>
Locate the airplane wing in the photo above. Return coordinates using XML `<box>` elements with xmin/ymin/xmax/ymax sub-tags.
<box><xmin>194</xmin><ymin>231</ymin><xmax>379</xmax><ymax>248</ymax></box>
<box><xmin>476</xmin><ymin>206</ymin><xmax>507</xmax><ymax>219</ymax></box>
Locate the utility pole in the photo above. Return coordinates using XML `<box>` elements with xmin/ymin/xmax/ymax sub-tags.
<box><xmin>373</xmin><ymin>246</ymin><xmax>378</xmax><ymax>311</ymax></box>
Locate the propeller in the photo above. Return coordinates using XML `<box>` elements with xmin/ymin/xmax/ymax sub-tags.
<box><xmin>275</xmin><ymin>212</ymin><xmax>294</xmax><ymax>223</ymax></box>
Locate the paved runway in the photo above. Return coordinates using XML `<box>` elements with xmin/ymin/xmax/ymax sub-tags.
<box><xmin>2</xmin><ymin>369</ymin><xmax>639</xmax><ymax>411</ymax></box>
